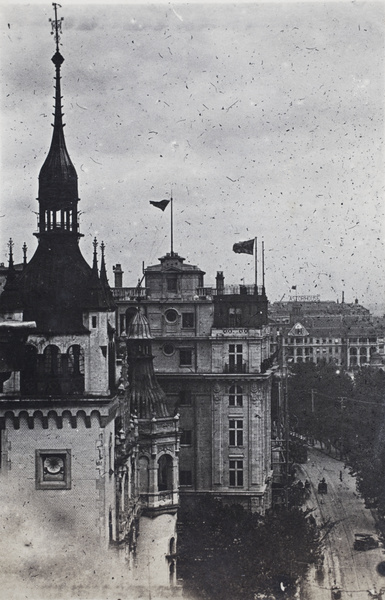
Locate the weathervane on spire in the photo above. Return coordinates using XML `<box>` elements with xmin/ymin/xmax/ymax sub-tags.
<box><xmin>8</xmin><ymin>238</ymin><xmax>14</xmax><ymax>260</ymax></box>
<box><xmin>49</xmin><ymin>3</ymin><xmax>63</xmax><ymax>53</ymax></box>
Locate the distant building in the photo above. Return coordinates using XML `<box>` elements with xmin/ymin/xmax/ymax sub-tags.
<box><xmin>269</xmin><ymin>299</ymin><xmax>385</xmax><ymax>369</ymax></box>
<box><xmin>113</xmin><ymin>252</ymin><xmax>276</xmax><ymax>514</ymax></box>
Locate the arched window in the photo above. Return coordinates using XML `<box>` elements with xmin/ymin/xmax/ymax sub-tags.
<box><xmin>44</xmin><ymin>345</ymin><xmax>61</xmax><ymax>376</ymax></box>
<box><xmin>68</xmin><ymin>345</ymin><xmax>84</xmax><ymax>375</ymax></box>
<box><xmin>67</xmin><ymin>345</ymin><xmax>85</xmax><ymax>393</ymax></box>
<box><xmin>42</xmin><ymin>345</ymin><xmax>61</xmax><ymax>394</ymax></box>
<box><xmin>229</xmin><ymin>384</ymin><xmax>243</xmax><ymax>406</ymax></box>
<box><xmin>158</xmin><ymin>455</ymin><xmax>173</xmax><ymax>492</ymax></box>
<box><xmin>169</xmin><ymin>537</ymin><xmax>176</xmax><ymax>555</ymax></box>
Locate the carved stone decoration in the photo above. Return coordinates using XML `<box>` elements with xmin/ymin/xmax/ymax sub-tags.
<box><xmin>156</xmin><ymin>445</ymin><xmax>175</xmax><ymax>456</ymax></box>
<box><xmin>213</xmin><ymin>381</ymin><xmax>222</xmax><ymax>403</ymax></box>
<box><xmin>250</xmin><ymin>379</ymin><xmax>263</xmax><ymax>405</ymax></box>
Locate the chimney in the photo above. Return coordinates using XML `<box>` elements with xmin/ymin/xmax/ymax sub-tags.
<box><xmin>342</xmin><ymin>291</ymin><xmax>345</xmax><ymax>304</ymax></box>
<box><xmin>113</xmin><ymin>264</ymin><xmax>123</xmax><ymax>288</ymax></box>
<box><xmin>216</xmin><ymin>271</ymin><xmax>224</xmax><ymax>294</ymax></box>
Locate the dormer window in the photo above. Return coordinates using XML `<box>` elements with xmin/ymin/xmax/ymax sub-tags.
<box><xmin>229</xmin><ymin>308</ymin><xmax>242</xmax><ymax>327</ymax></box>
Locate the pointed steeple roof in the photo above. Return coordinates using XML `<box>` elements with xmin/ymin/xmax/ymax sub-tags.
<box><xmin>126</xmin><ymin>309</ymin><xmax>169</xmax><ymax>419</ymax></box>
<box><xmin>87</xmin><ymin>238</ymin><xmax>116</xmax><ymax>311</ymax></box>
<box><xmin>0</xmin><ymin>6</ymin><xmax>115</xmax><ymax>332</ymax></box>
<box><xmin>38</xmin><ymin>5</ymin><xmax>78</xmax><ymax>209</ymax></box>
<box><xmin>99</xmin><ymin>241</ymin><xmax>116</xmax><ymax>310</ymax></box>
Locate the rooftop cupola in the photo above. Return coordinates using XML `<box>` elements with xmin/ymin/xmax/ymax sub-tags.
<box><xmin>37</xmin><ymin>3</ymin><xmax>79</xmax><ymax>237</ymax></box>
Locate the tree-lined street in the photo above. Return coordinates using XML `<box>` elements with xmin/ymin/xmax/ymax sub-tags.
<box><xmin>298</xmin><ymin>448</ymin><xmax>385</xmax><ymax>600</ymax></box>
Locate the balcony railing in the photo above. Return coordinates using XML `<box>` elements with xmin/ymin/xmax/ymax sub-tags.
<box><xmin>224</xmin><ymin>362</ymin><xmax>247</xmax><ymax>374</ymax></box>
<box><xmin>196</xmin><ymin>285</ymin><xmax>264</xmax><ymax>297</ymax></box>
<box><xmin>112</xmin><ymin>287</ymin><xmax>149</xmax><ymax>301</ymax></box>
<box><xmin>139</xmin><ymin>490</ymin><xmax>177</xmax><ymax>509</ymax></box>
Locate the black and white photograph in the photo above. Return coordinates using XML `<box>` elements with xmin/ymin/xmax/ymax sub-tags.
<box><xmin>0</xmin><ymin>1</ymin><xmax>384</xmax><ymax>599</ymax></box>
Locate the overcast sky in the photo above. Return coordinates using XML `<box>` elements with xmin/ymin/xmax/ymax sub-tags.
<box><xmin>1</xmin><ymin>1</ymin><xmax>384</xmax><ymax>310</ymax></box>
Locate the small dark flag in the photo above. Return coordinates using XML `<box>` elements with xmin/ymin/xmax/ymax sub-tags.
<box><xmin>233</xmin><ymin>239</ymin><xmax>254</xmax><ymax>255</ymax></box>
<box><xmin>291</xmin><ymin>285</ymin><xmax>297</xmax><ymax>290</ymax></box>
<box><xmin>150</xmin><ymin>199</ymin><xmax>170</xmax><ymax>211</ymax></box>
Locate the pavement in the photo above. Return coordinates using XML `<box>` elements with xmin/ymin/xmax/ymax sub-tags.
<box><xmin>297</xmin><ymin>447</ymin><xmax>385</xmax><ymax>600</ymax></box>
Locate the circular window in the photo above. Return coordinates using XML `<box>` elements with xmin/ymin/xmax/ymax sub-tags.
<box><xmin>163</xmin><ymin>343</ymin><xmax>175</xmax><ymax>356</ymax></box>
<box><xmin>165</xmin><ymin>309</ymin><xmax>178</xmax><ymax>323</ymax></box>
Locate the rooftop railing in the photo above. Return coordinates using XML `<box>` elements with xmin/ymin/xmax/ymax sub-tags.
<box><xmin>112</xmin><ymin>287</ymin><xmax>149</xmax><ymax>301</ymax></box>
<box><xmin>196</xmin><ymin>285</ymin><xmax>264</xmax><ymax>297</ymax></box>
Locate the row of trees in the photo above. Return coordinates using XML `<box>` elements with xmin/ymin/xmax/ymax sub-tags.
<box><xmin>177</xmin><ymin>496</ymin><xmax>321</xmax><ymax>600</ymax></box>
<box><xmin>288</xmin><ymin>363</ymin><xmax>385</xmax><ymax>517</ymax></box>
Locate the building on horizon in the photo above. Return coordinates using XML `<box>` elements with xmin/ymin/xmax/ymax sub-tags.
<box><xmin>269</xmin><ymin>298</ymin><xmax>385</xmax><ymax>370</ymax></box>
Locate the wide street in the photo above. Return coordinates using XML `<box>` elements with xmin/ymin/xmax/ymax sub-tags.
<box><xmin>297</xmin><ymin>447</ymin><xmax>385</xmax><ymax>600</ymax></box>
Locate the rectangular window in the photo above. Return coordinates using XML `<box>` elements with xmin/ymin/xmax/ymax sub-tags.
<box><xmin>229</xmin><ymin>460</ymin><xmax>243</xmax><ymax>487</ymax></box>
<box><xmin>229</xmin><ymin>344</ymin><xmax>243</xmax><ymax>373</ymax></box>
<box><xmin>35</xmin><ymin>449</ymin><xmax>71</xmax><ymax>490</ymax></box>
<box><xmin>180</xmin><ymin>470</ymin><xmax>192</xmax><ymax>486</ymax></box>
<box><xmin>167</xmin><ymin>276</ymin><xmax>178</xmax><ymax>292</ymax></box>
<box><xmin>92</xmin><ymin>316</ymin><xmax>97</xmax><ymax>328</ymax></box>
<box><xmin>179</xmin><ymin>349</ymin><xmax>193</xmax><ymax>367</ymax></box>
<box><xmin>229</xmin><ymin>385</ymin><xmax>243</xmax><ymax>406</ymax></box>
<box><xmin>180</xmin><ymin>430</ymin><xmax>192</xmax><ymax>446</ymax></box>
<box><xmin>229</xmin><ymin>420</ymin><xmax>243</xmax><ymax>446</ymax></box>
<box><xmin>182</xmin><ymin>313</ymin><xmax>194</xmax><ymax>328</ymax></box>
<box><xmin>179</xmin><ymin>390</ymin><xmax>192</xmax><ymax>405</ymax></box>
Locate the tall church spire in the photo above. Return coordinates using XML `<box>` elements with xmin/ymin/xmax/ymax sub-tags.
<box><xmin>38</xmin><ymin>3</ymin><xmax>79</xmax><ymax>237</ymax></box>
<box><xmin>0</xmin><ymin>6</ymin><xmax>116</xmax><ymax>332</ymax></box>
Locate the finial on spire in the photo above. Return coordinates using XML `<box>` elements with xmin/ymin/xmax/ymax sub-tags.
<box><xmin>22</xmin><ymin>242</ymin><xmax>28</xmax><ymax>266</ymax></box>
<box><xmin>92</xmin><ymin>237</ymin><xmax>99</xmax><ymax>272</ymax></box>
<box><xmin>8</xmin><ymin>238</ymin><xmax>14</xmax><ymax>268</ymax></box>
<box><xmin>49</xmin><ymin>3</ymin><xmax>64</xmax><ymax>54</ymax></box>
<box><xmin>100</xmin><ymin>241</ymin><xmax>110</xmax><ymax>288</ymax></box>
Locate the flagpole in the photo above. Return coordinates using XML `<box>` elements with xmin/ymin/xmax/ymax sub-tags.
<box><xmin>255</xmin><ymin>237</ymin><xmax>258</xmax><ymax>291</ymax></box>
<box><xmin>170</xmin><ymin>192</ymin><xmax>174</xmax><ymax>256</ymax></box>
<box><xmin>262</xmin><ymin>240</ymin><xmax>265</xmax><ymax>293</ymax></box>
